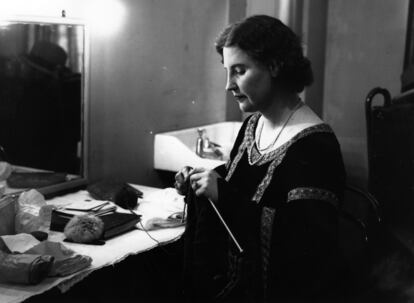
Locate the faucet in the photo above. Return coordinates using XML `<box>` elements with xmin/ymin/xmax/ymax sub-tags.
<box><xmin>195</xmin><ymin>128</ymin><xmax>223</xmax><ymax>160</ymax></box>
<box><xmin>196</xmin><ymin>128</ymin><xmax>205</xmax><ymax>157</ymax></box>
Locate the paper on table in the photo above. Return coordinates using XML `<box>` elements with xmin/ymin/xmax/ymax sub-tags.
<box><xmin>1</xmin><ymin>233</ymin><xmax>40</xmax><ymax>253</ymax></box>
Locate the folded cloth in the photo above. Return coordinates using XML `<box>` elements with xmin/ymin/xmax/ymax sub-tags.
<box><xmin>0</xmin><ymin>250</ymin><xmax>54</xmax><ymax>285</ymax></box>
<box><xmin>137</xmin><ymin>187</ymin><xmax>186</xmax><ymax>230</ymax></box>
<box><xmin>24</xmin><ymin>241</ymin><xmax>92</xmax><ymax>276</ymax></box>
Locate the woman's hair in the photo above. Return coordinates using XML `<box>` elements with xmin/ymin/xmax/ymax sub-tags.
<box><xmin>215</xmin><ymin>15</ymin><xmax>313</xmax><ymax>93</ymax></box>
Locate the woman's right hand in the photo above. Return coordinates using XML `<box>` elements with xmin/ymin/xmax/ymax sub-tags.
<box><xmin>174</xmin><ymin>166</ymin><xmax>194</xmax><ymax>195</ymax></box>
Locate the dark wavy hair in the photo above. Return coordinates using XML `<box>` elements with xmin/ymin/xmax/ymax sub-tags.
<box><xmin>215</xmin><ymin>15</ymin><xmax>313</xmax><ymax>93</ymax></box>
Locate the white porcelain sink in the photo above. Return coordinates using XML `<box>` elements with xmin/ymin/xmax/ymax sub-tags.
<box><xmin>154</xmin><ymin>121</ymin><xmax>242</xmax><ymax>172</ymax></box>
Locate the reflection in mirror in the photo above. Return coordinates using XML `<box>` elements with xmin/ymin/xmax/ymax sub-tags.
<box><xmin>0</xmin><ymin>20</ymin><xmax>87</xmax><ymax>195</ymax></box>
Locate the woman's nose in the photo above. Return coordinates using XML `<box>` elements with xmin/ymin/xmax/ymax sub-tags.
<box><xmin>225</xmin><ymin>75</ymin><xmax>236</xmax><ymax>91</ymax></box>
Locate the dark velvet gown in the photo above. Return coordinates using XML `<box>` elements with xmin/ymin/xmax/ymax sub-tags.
<box><xmin>184</xmin><ymin>113</ymin><xmax>346</xmax><ymax>303</ymax></box>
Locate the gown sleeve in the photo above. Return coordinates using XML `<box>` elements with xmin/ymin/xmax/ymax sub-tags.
<box><xmin>267</xmin><ymin>133</ymin><xmax>347</xmax><ymax>301</ymax></box>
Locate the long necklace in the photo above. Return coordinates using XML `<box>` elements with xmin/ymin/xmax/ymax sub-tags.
<box><xmin>256</xmin><ymin>101</ymin><xmax>303</xmax><ymax>152</ymax></box>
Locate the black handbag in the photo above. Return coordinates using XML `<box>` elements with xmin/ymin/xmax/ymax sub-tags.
<box><xmin>87</xmin><ymin>180</ymin><xmax>143</xmax><ymax>209</ymax></box>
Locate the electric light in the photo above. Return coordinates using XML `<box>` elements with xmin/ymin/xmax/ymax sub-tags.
<box><xmin>83</xmin><ymin>0</ymin><xmax>126</xmax><ymax>36</ymax></box>
<box><xmin>0</xmin><ymin>0</ymin><xmax>126</xmax><ymax>36</ymax></box>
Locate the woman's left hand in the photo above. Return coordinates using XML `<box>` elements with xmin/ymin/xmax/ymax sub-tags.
<box><xmin>189</xmin><ymin>167</ymin><xmax>220</xmax><ymax>202</ymax></box>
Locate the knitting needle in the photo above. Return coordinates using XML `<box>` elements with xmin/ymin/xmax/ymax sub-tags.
<box><xmin>179</xmin><ymin>167</ymin><xmax>242</xmax><ymax>253</ymax></box>
<box><xmin>90</xmin><ymin>201</ymin><xmax>110</xmax><ymax>212</ymax></box>
<box><xmin>208</xmin><ymin>198</ymin><xmax>243</xmax><ymax>254</ymax></box>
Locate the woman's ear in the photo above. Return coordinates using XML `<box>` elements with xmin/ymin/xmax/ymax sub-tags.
<box><xmin>268</xmin><ymin>61</ymin><xmax>280</xmax><ymax>78</ymax></box>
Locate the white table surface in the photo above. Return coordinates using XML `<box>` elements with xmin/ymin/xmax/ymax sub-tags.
<box><xmin>0</xmin><ymin>185</ymin><xmax>185</xmax><ymax>303</ymax></box>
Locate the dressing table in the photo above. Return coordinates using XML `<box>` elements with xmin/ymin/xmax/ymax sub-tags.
<box><xmin>0</xmin><ymin>184</ymin><xmax>186</xmax><ymax>303</ymax></box>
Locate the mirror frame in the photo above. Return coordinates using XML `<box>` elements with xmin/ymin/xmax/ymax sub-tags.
<box><xmin>403</xmin><ymin>0</ymin><xmax>414</xmax><ymax>92</ymax></box>
<box><xmin>1</xmin><ymin>15</ymin><xmax>90</xmax><ymax>197</ymax></box>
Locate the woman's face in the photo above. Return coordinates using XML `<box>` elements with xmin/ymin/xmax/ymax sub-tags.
<box><xmin>222</xmin><ymin>46</ymin><xmax>276</xmax><ymax>113</ymax></box>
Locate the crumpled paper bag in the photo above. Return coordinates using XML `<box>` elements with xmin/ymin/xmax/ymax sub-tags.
<box><xmin>15</xmin><ymin>189</ymin><xmax>55</xmax><ymax>233</ymax></box>
<box><xmin>0</xmin><ymin>195</ymin><xmax>17</xmax><ymax>236</ymax></box>
<box><xmin>0</xmin><ymin>161</ymin><xmax>12</xmax><ymax>181</ymax></box>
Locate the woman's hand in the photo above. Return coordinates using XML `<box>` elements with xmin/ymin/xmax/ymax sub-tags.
<box><xmin>189</xmin><ymin>168</ymin><xmax>220</xmax><ymax>202</ymax></box>
<box><xmin>174</xmin><ymin>166</ymin><xmax>194</xmax><ymax>195</ymax></box>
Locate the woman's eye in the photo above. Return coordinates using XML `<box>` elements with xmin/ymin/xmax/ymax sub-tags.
<box><xmin>233</xmin><ymin>68</ymin><xmax>245</xmax><ymax>75</ymax></box>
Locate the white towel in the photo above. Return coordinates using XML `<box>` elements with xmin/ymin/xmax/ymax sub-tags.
<box><xmin>136</xmin><ymin>187</ymin><xmax>186</xmax><ymax>230</ymax></box>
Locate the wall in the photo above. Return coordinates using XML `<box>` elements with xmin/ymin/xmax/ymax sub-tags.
<box><xmin>323</xmin><ymin>0</ymin><xmax>409</xmax><ymax>187</ymax></box>
<box><xmin>247</xmin><ymin>0</ymin><xmax>409</xmax><ymax>189</ymax></box>
<box><xmin>301</xmin><ymin>0</ymin><xmax>327</xmax><ymax>117</ymax></box>
<box><xmin>4</xmin><ymin>0</ymin><xmax>409</xmax><ymax>189</ymax></box>
<box><xmin>88</xmin><ymin>0</ymin><xmax>228</xmax><ymax>187</ymax></box>
<box><xmin>1</xmin><ymin>0</ymin><xmax>229</xmax><ymax>187</ymax></box>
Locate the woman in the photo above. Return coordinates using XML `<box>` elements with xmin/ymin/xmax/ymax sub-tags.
<box><xmin>176</xmin><ymin>15</ymin><xmax>346</xmax><ymax>302</ymax></box>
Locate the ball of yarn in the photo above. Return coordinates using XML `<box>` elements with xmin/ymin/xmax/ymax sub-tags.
<box><xmin>64</xmin><ymin>214</ymin><xmax>104</xmax><ymax>243</ymax></box>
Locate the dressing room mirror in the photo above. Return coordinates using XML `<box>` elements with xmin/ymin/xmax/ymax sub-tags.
<box><xmin>0</xmin><ymin>17</ymin><xmax>89</xmax><ymax>196</ymax></box>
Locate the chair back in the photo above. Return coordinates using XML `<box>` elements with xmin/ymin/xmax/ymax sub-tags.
<box><xmin>339</xmin><ymin>184</ymin><xmax>381</xmax><ymax>290</ymax></box>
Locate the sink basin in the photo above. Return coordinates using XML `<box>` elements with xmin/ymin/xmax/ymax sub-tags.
<box><xmin>154</xmin><ymin>121</ymin><xmax>242</xmax><ymax>172</ymax></box>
